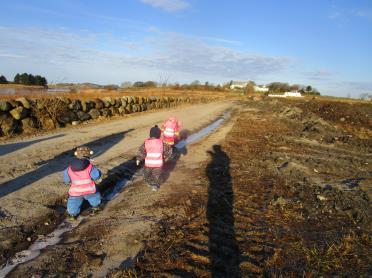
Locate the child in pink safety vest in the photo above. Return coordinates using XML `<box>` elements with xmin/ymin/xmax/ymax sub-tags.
<box><xmin>136</xmin><ymin>125</ymin><xmax>172</xmax><ymax>191</ymax></box>
<box><xmin>63</xmin><ymin>146</ymin><xmax>102</xmax><ymax>220</ymax></box>
<box><xmin>161</xmin><ymin>117</ymin><xmax>181</xmax><ymax>147</ymax></box>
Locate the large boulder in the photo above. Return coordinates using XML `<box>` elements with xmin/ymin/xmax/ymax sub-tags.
<box><xmin>81</xmin><ymin>100</ymin><xmax>89</xmax><ymax>112</ymax></box>
<box><xmin>8</xmin><ymin>99</ymin><xmax>21</xmax><ymax>108</ymax></box>
<box><xmin>15</xmin><ymin>97</ymin><xmax>31</xmax><ymax>109</ymax></box>
<box><xmin>114</xmin><ymin>98</ymin><xmax>121</xmax><ymax>108</ymax></box>
<box><xmin>88</xmin><ymin>109</ymin><xmax>100</xmax><ymax>119</ymax></box>
<box><xmin>100</xmin><ymin>98</ymin><xmax>111</xmax><ymax>108</ymax></box>
<box><xmin>81</xmin><ymin>100</ymin><xmax>95</xmax><ymax>112</ymax></box>
<box><xmin>93</xmin><ymin>99</ymin><xmax>104</xmax><ymax>109</ymax></box>
<box><xmin>118</xmin><ymin>106</ymin><xmax>126</xmax><ymax>115</ymax></box>
<box><xmin>0</xmin><ymin>113</ymin><xmax>20</xmax><ymax>135</ymax></box>
<box><xmin>21</xmin><ymin>117</ymin><xmax>38</xmax><ymax>131</ymax></box>
<box><xmin>125</xmin><ymin>104</ymin><xmax>132</xmax><ymax>113</ymax></box>
<box><xmin>40</xmin><ymin>117</ymin><xmax>55</xmax><ymax>129</ymax></box>
<box><xmin>100</xmin><ymin>108</ymin><xmax>112</xmax><ymax>117</ymax></box>
<box><xmin>109</xmin><ymin>107</ymin><xmax>119</xmax><ymax>116</ymax></box>
<box><xmin>103</xmin><ymin>97</ymin><xmax>115</xmax><ymax>106</ymax></box>
<box><xmin>77</xmin><ymin>111</ymin><xmax>91</xmax><ymax>122</ymax></box>
<box><xmin>58</xmin><ymin>110</ymin><xmax>78</xmax><ymax>124</ymax></box>
<box><xmin>88</xmin><ymin>101</ymin><xmax>96</xmax><ymax>109</ymax></box>
<box><xmin>120</xmin><ymin>98</ymin><xmax>128</xmax><ymax>107</ymax></box>
<box><xmin>0</xmin><ymin>101</ymin><xmax>12</xmax><ymax>112</ymax></box>
<box><xmin>10</xmin><ymin>107</ymin><xmax>29</xmax><ymax>120</ymax></box>
<box><xmin>68</xmin><ymin>99</ymin><xmax>82</xmax><ymax>110</ymax></box>
<box><xmin>132</xmin><ymin>105</ymin><xmax>139</xmax><ymax>113</ymax></box>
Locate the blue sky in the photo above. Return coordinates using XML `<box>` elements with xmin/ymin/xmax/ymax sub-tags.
<box><xmin>0</xmin><ymin>0</ymin><xmax>371</xmax><ymax>97</ymax></box>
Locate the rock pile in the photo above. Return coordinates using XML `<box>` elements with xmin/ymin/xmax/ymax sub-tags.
<box><xmin>0</xmin><ymin>95</ymin><xmax>216</xmax><ymax>137</ymax></box>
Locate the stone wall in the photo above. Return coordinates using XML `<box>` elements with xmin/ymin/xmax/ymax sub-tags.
<box><xmin>0</xmin><ymin>95</ymin><xmax>217</xmax><ymax>137</ymax></box>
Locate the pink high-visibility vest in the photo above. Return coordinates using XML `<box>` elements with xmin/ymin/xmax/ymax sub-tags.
<box><xmin>162</xmin><ymin>119</ymin><xmax>180</xmax><ymax>145</ymax></box>
<box><xmin>145</xmin><ymin>138</ymin><xmax>164</xmax><ymax>168</ymax></box>
<box><xmin>67</xmin><ymin>163</ymin><xmax>96</xmax><ymax>197</ymax></box>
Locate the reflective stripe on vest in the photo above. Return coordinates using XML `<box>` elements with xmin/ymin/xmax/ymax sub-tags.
<box><xmin>71</xmin><ymin>179</ymin><xmax>92</xmax><ymax>185</ymax></box>
<box><xmin>145</xmin><ymin>138</ymin><xmax>164</xmax><ymax>168</ymax></box>
<box><xmin>67</xmin><ymin>163</ymin><xmax>96</xmax><ymax>197</ymax></box>
<box><xmin>163</xmin><ymin>127</ymin><xmax>175</xmax><ymax>137</ymax></box>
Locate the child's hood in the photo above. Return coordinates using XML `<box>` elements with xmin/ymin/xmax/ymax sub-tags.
<box><xmin>70</xmin><ymin>157</ymin><xmax>90</xmax><ymax>171</ymax></box>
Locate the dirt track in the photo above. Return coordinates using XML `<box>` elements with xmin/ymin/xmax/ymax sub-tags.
<box><xmin>0</xmin><ymin>100</ymin><xmax>235</xmax><ymax>271</ymax></box>
<box><xmin>1</xmin><ymin>98</ymin><xmax>371</xmax><ymax>276</ymax></box>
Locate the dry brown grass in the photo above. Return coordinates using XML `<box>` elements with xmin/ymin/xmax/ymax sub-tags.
<box><xmin>0</xmin><ymin>86</ymin><xmax>242</xmax><ymax>101</ymax></box>
<box><xmin>0</xmin><ymin>84</ymin><xmax>44</xmax><ymax>89</ymax></box>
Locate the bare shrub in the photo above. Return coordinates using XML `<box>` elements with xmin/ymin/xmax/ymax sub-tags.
<box><xmin>30</xmin><ymin>98</ymin><xmax>69</xmax><ymax>128</ymax></box>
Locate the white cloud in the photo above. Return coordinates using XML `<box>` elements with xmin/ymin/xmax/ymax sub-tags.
<box><xmin>140</xmin><ymin>0</ymin><xmax>190</xmax><ymax>12</ymax></box>
<box><xmin>0</xmin><ymin>53</ymin><xmax>24</xmax><ymax>58</ymax></box>
<box><xmin>203</xmin><ymin>36</ymin><xmax>241</xmax><ymax>45</ymax></box>
<box><xmin>2</xmin><ymin>25</ymin><xmax>369</xmax><ymax>97</ymax></box>
<box><xmin>138</xmin><ymin>33</ymin><xmax>289</xmax><ymax>79</ymax></box>
<box><xmin>0</xmin><ymin>26</ymin><xmax>290</xmax><ymax>84</ymax></box>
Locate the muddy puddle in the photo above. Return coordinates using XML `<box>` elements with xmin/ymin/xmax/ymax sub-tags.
<box><xmin>175</xmin><ymin>110</ymin><xmax>230</xmax><ymax>150</ymax></box>
<box><xmin>0</xmin><ymin>219</ymin><xmax>80</xmax><ymax>276</ymax></box>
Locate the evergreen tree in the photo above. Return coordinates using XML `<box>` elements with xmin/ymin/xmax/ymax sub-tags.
<box><xmin>0</xmin><ymin>75</ymin><xmax>8</xmax><ymax>84</ymax></box>
<box><xmin>14</xmin><ymin>73</ymin><xmax>21</xmax><ymax>83</ymax></box>
<box><xmin>13</xmin><ymin>73</ymin><xmax>48</xmax><ymax>86</ymax></box>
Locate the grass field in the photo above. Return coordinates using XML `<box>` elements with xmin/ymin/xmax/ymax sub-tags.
<box><xmin>0</xmin><ymin>86</ymin><xmax>243</xmax><ymax>101</ymax></box>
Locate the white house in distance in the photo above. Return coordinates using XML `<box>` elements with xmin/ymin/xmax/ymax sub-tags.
<box><xmin>253</xmin><ymin>85</ymin><xmax>269</xmax><ymax>93</ymax></box>
<box><xmin>230</xmin><ymin>81</ymin><xmax>269</xmax><ymax>93</ymax></box>
<box><xmin>268</xmin><ymin>91</ymin><xmax>303</xmax><ymax>98</ymax></box>
<box><xmin>230</xmin><ymin>81</ymin><xmax>248</xmax><ymax>89</ymax></box>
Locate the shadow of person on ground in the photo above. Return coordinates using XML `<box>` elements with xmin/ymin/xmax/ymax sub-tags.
<box><xmin>0</xmin><ymin>129</ymin><xmax>134</xmax><ymax>198</ymax></box>
<box><xmin>206</xmin><ymin>145</ymin><xmax>241</xmax><ymax>277</ymax></box>
<box><xmin>0</xmin><ymin>134</ymin><xmax>65</xmax><ymax>157</ymax></box>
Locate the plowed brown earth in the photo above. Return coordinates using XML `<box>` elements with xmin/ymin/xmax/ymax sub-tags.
<box><xmin>2</xmin><ymin>98</ymin><xmax>371</xmax><ymax>277</ymax></box>
<box><xmin>110</xmin><ymin>99</ymin><xmax>371</xmax><ymax>277</ymax></box>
